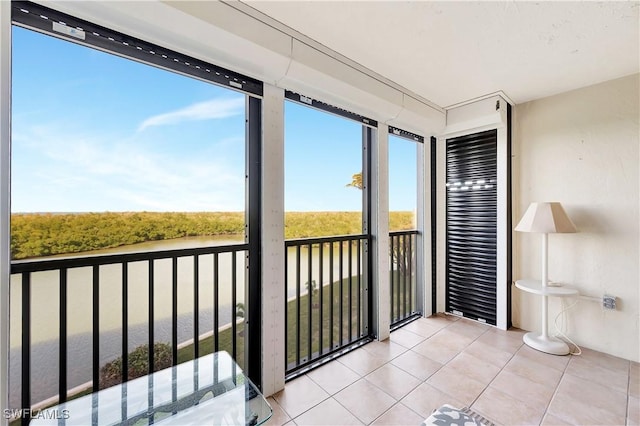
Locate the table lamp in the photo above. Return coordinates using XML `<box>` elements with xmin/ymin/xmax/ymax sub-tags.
<box><xmin>515</xmin><ymin>202</ymin><xmax>577</xmax><ymax>355</ymax></box>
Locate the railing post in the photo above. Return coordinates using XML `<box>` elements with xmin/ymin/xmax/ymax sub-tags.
<box><xmin>93</xmin><ymin>265</ymin><xmax>100</xmax><ymax>392</ymax></box>
<box><xmin>232</xmin><ymin>252</ymin><xmax>237</xmax><ymax>362</ymax></box>
<box><xmin>307</xmin><ymin>243</ymin><xmax>312</xmax><ymax>360</ymax></box>
<box><xmin>59</xmin><ymin>269</ymin><xmax>68</xmax><ymax>403</ymax></box>
<box><xmin>123</xmin><ymin>262</ymin><xmax>130</xmax><ymax>380</ymax></box>
<box><xmin>193</xmin><ymin>255</ymin><xmax>199</xmax><ymax>358</ymax></box>
<box><xmin>295</xmin><ymin>246</ymin><xmax>301</xmax><ymax>365</ymax></box>
<box><xmin>213</xmin><ymin>253</ymin><xmax>220</xmax><ymax>353</ymax></box>
<box><xmin>147</xmin><ymin>261</ymin><xmax>154</xmax><ymax>375</ymax></box>
<box><xmin>20</xmin><ymin>274</ymin><xmax>30</xmax><ymax>426</ymax></box>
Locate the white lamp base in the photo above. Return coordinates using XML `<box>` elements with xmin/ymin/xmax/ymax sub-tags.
<box><xmin>523</xmin><ymin>332</ymin><xmax>570</xmax><ymax>356</ymax></box>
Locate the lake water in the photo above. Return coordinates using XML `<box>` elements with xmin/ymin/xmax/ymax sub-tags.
<box><xmin>8</xmin><ymin>235</ymin><xmax>361</xmax><ymax>407</ymax></box>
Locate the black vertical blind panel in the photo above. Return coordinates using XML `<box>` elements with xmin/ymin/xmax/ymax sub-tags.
<box><xmin>445</xmin><ymin>129</ymin><xmax>497</xmax><ymax>325</ymax></box>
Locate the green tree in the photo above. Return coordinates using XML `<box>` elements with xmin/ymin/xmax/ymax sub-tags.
<box><xmin>346</xmin><ymin>171</ymin><xmax>413</xmax><ymax>275</ymax></box>
<box><xmin>305</xmin><ymin>280</ymin><xmax>319</xmax><ymax>308</ymax></box>
<box><xmin>346</xmin><ymin>172</ymin><xmax>363</xmax><ymax>189</ymax></box>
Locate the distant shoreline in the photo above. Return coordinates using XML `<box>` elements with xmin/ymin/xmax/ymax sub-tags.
<box><xmin>11</xmin><ymin>211</ymin><xmax>414</xmax><ymax>260</ymax></box>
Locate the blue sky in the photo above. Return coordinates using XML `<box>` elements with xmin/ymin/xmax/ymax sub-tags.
<box><xmin>11</xmin><ymin>26</ymin><xmax>417</xmax><ymax>213</ymax></box>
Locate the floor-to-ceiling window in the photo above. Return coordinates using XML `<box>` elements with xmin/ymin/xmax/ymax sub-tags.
<box><xmin>283</xmin><ymin>93</ymin><xmax>374</xmax><ymax>377</ymax></box>
<box><xmin>388</xmin><ymin>129</ymin><xmax>423</xmax><ymax>326</ymax></box>
<box><xmin>10</xmin><ymin>2</ymin><xmax>262</xmax><ymax>416</ymax></box>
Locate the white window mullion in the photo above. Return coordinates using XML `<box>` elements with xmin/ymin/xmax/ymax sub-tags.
<box><xmin>416</xmin><ymin>141</ymin><xmax>430</xmax><ymax>316</ymax></box>
<box><xmin>371</xmin><ymin>124</ymin><xmax>390</xmax><ymax>340</ymax></box>
<box><xmin>0</xmin><ymin>2</ymin><xmax>12</xmax><ymax>423</ymax></box>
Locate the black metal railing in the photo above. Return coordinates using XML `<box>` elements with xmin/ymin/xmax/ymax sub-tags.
<box><xmin>390</xmin><ymin>230</ymin><xmax>419</xmax><ymax>327</ymax></box>
<box><xmin>284</xmin><ymin>234</ymin><xmax>370</xmax><ymax>377</ymax></box>
<box><xmin>10</xmin><ymin>243</ymin><xmax>247</xmax><ymax>424</ymax></box>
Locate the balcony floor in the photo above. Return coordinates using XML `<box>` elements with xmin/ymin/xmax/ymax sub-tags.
<box><xmin>267</xmin><ymin>314</ymin><xmax>639</xmax><ymax>425</ymax></box>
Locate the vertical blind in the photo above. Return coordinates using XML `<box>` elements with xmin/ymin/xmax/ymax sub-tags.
<box><xmin>445</xmin><ymin>129</ymin><xmax>497</xmax><ymax>325</ymax></box>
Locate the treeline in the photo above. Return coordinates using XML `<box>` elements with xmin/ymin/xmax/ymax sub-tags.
<box><xmin>11</xmin><ymin>211</ymin><xmax>415</xmax><ymax>260</ymax></box>
<box><xmin>11</xmin><ymin>212</ymin><xmax>244</xmax><ymax>259</ymax></box>
<box><xmin>284</xmin><ymin>211</ymin><xmax>414</xmax><ymax>238</ymax></box>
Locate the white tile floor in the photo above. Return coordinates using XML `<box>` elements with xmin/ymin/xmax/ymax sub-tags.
<box><xmin>266</xmin><ymin>314</ymin><xmax>639</xmax><ymax>426</ymax></box>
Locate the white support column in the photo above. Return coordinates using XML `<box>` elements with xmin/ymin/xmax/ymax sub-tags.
<box><xmin>435</xmin><ymin>136</ymin><xmax>447</xmax><ymax>314</ymax></box>
<box><xmin>371</xmin><ymin>124</ymin><xmax>390</xmax><ymax>340</ymax></box>
<box><xmin>0</xmin><ymin>3</ymin><xmax>11</xmax><ymax>424</ymax></box>
<box><xmin>260</xmin><ymin>84</ymin><xmax>285</xmax><ymax>397</ymax></box>
<box><xmin>416</xmin><ymin>141</ymin><xmax>432</xmax><ymax>316</ymax></box>
<box><xmin>495</xmin><ymin>125</ymin><xmax>509</xmax><ymax>329</ymax></box>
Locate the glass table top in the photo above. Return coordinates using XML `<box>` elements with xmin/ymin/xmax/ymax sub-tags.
<box><xmin>31</xmin><ymin>351</ymin><xmax>272</xmax><ymax>425</ymax></box>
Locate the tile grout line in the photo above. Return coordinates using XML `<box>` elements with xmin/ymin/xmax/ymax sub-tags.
<box><xmin>366</xmin><ymin>400</ymin><xmax>422</xmax><ymax>426</ymax></box>
<box><xmin>560</xmin><ymin>354</ymin><xmax>631</xmax><ymax>424</ymax></box>
<box><xmin>410</xmin><ymin>319</ymin><xmax>499</xmax><ymax>416</ymax></box>
<box><xmin>289</xmin><ymin>393</ymin><xmax>333</xmax><ymax>424</ymax></box>
<box><xmin>464</xmin><ymin>330</ymin><xmax>524</xmax><ymax>422</ymax></box>
<box><xmin>275</xmin><ymin>372</ymin><xmax>341</xmax><ymax>423</ymax></box>
<box><xmin>539</xmin><ymin>351</ymin><xmax>576</xmax><ymax>425</ymax></box>
<box><xmin>296</xmin><ymin>337</ymin><xmax>413</xmax><ymax>425</ymax></box>
<box><xmin>365</xmin><ymin>317</ymin><xmax>463</xmax><ymax>424</ymax></box>
<box><xmin>462</xmin><ymin>329</ymin><xmax>571</xmax><ymax>424</ymax></box>
<box><xmin>362</xmin><ymin>369</ymin><xmax>424</xmax><ymax>424</ymax></box>
<box><xmin>268</xmin><ymin>395</ymin><xmax>296</xmax><ymax>426</ymax></box>
<box><xmin>291</xmin><ymin>358</ymin><xmax>367</xmax><ymax>423</ymax></box>
<box><xmin>282</xmin><ymin>326</ymin><xmax>424</xmax><ymax>423</ymax></box>
<box><xmin>345</xmin><ymin>339</ymin><xmax>415</xmax><ymax>424</ymax></box>
<box><xmin>410</xmin><ymin>317</ymin><xmax>476</xmax><ymax>381</ymax></box>
<box><xmin>278</xmin><ymin>318</ymin><xmax>635</xmax><ymax>426</ymax></box>
<box><xmin>626</xmin><ymin>360</ymin><xmax>631</xmax><ymax>425</ymax></box>
<box><xmin>389</xmin><ymin>337</ymin><xmax>447</xmax><ymax>381</ymax></box>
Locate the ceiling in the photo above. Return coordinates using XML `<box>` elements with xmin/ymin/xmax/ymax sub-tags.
<box><xmin>240</xmin><ymin>1</ymin><xmax>639</xmax><ymax>108</ymax></box>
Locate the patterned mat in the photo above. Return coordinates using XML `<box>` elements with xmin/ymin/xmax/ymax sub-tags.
<box><xmin>421</xmin><ymin>404</ymin><xmax>495</xmax><ymax>426</ymax></box>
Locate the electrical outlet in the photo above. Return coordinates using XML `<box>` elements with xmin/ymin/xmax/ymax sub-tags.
<box><xmin>603</xmin><ymin>295</ymin><xmax>617</xmax><ymax>310</ymax></box>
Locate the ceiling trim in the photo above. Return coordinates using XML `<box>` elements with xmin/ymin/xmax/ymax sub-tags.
<box><xmin>229</xmin><ymin>0</ymin><xmax>444</xmax><ymax>114</ymax></box>
<box><xmin>445</xmin><ymin>91</ymin><xmax>516</xmax><ymax>110</ymax></box>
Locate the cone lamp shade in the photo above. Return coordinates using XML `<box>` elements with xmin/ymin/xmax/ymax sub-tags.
<box><xmin>515</xmin><ymin>202</ymin><xmax>577</xmax><ymax>355</ymax></box>
<box><xmin>515</xmin><ymin>202</ymin><xmax>577</xmax><ymax>234</ymax></box>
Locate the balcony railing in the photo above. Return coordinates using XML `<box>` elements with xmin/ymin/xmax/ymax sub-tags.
<box><xmin>389</xmin><ymin>230</ymin><xmax>419</xmax><ymax>328</ymax></box>
<box><xmin>284</xmin><ymin>234</ymin><xmax>370</xmax><ymax>378</ymax></box>
<box><xmin>9</xmin><ymin>243</ymin><xmax>247</xmax><ymax>423</ymax></box>
<box><xmin>9</xmin><ymin>231</ymin><xmax>421</xmax><ymax>419</ymax></box>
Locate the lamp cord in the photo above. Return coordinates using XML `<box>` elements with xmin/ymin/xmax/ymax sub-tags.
<box><xmin>553</xmin><ymin>297</ymin><xmax>582</xmax><ymax>355</ymax></box>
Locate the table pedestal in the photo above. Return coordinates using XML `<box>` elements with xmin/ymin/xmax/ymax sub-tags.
<box><xmin>523</xmin><ymin>332</ymin><xmax>570</xmax><ymax>355</ymax></box>
<box><xmin>515</xmin><ymin>279</ymin><xmax>579</xmax><ymax>356</ymax></box>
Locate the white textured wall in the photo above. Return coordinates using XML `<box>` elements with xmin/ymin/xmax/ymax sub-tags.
<box><xmin>513</xmin><ymin>74</ymin><xmax>639</xmax><ymax>362</ymax></box>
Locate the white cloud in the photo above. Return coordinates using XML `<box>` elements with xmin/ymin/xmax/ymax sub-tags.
<box><xmin>137</xmin><ymin>97</ymin><xmax>244</xmax><ymax>131</ymax></box>
<box><xmin>12</xmin><ymin>125</ymin><xmax>246</xmax><ymax>212</ymax></box>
